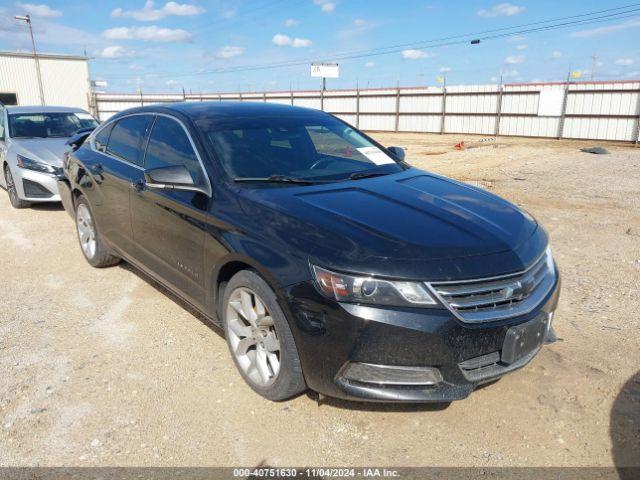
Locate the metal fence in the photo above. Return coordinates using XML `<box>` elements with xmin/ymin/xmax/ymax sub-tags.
<box><xmin>92</xmin><ymin>80</ymin><xmax>640</xmax><ymax>143</ymax></box>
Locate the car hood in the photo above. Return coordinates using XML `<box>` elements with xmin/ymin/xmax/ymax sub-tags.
<box><xmin>237</xmin><ymin>169</ymin><xmax>546</xmax><ymax>281</ymax></box>
<box><xmin>12</xmin><ymin>138</ymin><xmax>70</xmax><ymax>167</ymax></box>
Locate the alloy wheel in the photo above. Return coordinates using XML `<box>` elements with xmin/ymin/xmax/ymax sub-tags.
<box><xmin>5</xmin><ymin>167</ymin><xmax>18</xmax><ymax>205</ymax></box>
<box><xmin>76</xmin><ymin>204</ymin><xmax>97</xmax><ymax>259</ymax></box>
<box><xmin>226</xmin><ymin>287</ymin><xmax>281</xmax><ymax>387</ymax></box>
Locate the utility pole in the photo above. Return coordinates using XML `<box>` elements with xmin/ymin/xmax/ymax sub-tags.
<box><xmin>15</xmin><ymin>14</ymin><xmax>45</xmax><ymax>105</ymax></box>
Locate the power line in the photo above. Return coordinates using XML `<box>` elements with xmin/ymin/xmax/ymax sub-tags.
<box><xmin>104</xmin><ymin>4</ymin><xmax>640</xmax><ymax>80</ymax></box>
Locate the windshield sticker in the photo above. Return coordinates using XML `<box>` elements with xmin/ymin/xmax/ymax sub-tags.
<box><xmin>357</xmin><ymin>147</ymin><xmax>395</xmax><ymax>165</ymax></box>
<box><xmin>75</xmin><ymin>112</ymin><xmax>94</xmax><ymax>120</ymax></box>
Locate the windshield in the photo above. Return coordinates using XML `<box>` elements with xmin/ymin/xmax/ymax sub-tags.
<box><xmin>197</xmin><ymin>115</ymin><xmax>403</xmax><ymax>183</ymax></box>
<box><xmin>8</xmin><ymin>112</ymin><xmax>99</xmax><ymax>139</ymax></box>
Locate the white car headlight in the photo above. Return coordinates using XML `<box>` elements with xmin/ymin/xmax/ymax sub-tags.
<box><xmin>311</xmin><ymin>265</ymin><xmax>437</xmax><ymax>307</ymax></box>
<box><xmin>16</xmin><ymin>154</ymin><xmax>56</xmax><ymax>174</ymax></box>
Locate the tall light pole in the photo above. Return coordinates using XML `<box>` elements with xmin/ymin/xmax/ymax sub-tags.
<box><xmin>15</xmin><ymin>14</ymin><xmax>45</xmax><ymax>105</ymax></box>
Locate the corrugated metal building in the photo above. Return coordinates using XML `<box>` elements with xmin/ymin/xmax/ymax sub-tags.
<box><xmin>0</xmin><ymin>51</ymin><xmax>90</xmax><ymax>110</ymax></box>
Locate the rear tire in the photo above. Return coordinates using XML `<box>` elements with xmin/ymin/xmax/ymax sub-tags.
<box><xmin>75</xmin><ymin>195</ymin><xmax>120</xmax><ymax>268</ymax></box>
<box><xmin>4</xmin><ymin>164</ymin><xmax>31</xmax><ymax>209</ymax></box>
<box><xmin>222</xmin><ymin>270</ymin><xmax>306</xmax><ymax>401</ymax></box>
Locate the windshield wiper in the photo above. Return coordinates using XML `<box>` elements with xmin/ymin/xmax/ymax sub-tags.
<box><xmin>234</xmin><ymin>174</ymin><xmax>316</xmax><ymax>185</ymax></box>
<box><xmin>348</xmin><ymin>171</ymin><xmax>391</xmax><ymax>181</ymax></box>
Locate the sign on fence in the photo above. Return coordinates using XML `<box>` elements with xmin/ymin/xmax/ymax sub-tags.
<box><xmin>311</xmin><ymin>63</ymin><xmax>339</xmax><ymax>78</ymax></box>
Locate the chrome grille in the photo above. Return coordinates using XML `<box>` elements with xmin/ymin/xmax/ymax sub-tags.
<box><xmin>429</xmin><ymin>249</ymin><xmax>556</xmax><ymax>323</ymax></box>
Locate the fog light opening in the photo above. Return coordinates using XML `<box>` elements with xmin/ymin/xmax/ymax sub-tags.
<box><xmin>340</xmin><ymin>362</ymin><xmax>443</xmax><ymax>386</ymax></box>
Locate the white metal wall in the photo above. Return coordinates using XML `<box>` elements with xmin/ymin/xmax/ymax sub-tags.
<box><xmin>0</xmin><ymin>52</ymin><xmax>90</xmax><ymax>110</ymax></box>
<box><xmin>94</xmin><ymin>80</ymin><xmax>640</xmax><ymax>142</ymax></box>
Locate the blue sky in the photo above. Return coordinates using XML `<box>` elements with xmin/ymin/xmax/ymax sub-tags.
<box><xmin>0</xmin><ymin>0</ymin><xmax>639</xmax><ymax>93</ymax></box>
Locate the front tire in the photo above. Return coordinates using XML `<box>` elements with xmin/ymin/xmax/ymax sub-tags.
<box><xmin>4</xmin><ymin>164</ymin><xmax>31</xmax><ymax>209</ymax></box>
<box><xmin>75</xmin><ymin>195</ymin><xmax>120</xmax><ymax>268</ymax></box>
<box><xmin>222</xmin><ymin>270</ymin><xmax>306</xmax><ymax>401</ymax></box>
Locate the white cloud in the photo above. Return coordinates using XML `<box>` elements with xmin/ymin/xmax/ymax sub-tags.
<box><xmin>272</xmin><ymin>33</ymin><xmax>292</xmax><ymax>46</ymax></box>
<box><xmin>313</xmin><ymin>0</ymin><xmax>335</xmax><ymax>13</ymax></box>
<box><xmin>507</xmin><ymin>34</ymin><xmax>525</xmax><ymax>42</ymax></box>
<box><xmin>103</xmin><ymin>25</ymin><xmax>192</xmax><ymax>42</ymax></box>
<box><xmin>166</xmin><ymin>79</ymin><xmax>179</xmax><ymax>87</ymax></box>
<box><xmin>215</xmin><ymin>45</ymin><xmax>245</xmax><ymax>59</ymax></box>
<box><xmin>353</xmin><ymin>18</ymin><xmax>368</xmax><ymax>27</ymax></box>
<box><xmin>364</xmin><ymin>61</ymin><xmax>375</xmax><ymax>68</ymax></box>
<box><xmin>284</xmin><ymin>18</ymin><xmax>299</xmax><ymax>27</ymax></box>
<box><xmin>401</xmin><ymin>49</ymin><xmax>431</xmax><ymax>59</ymax></box>
<box><xmin>97</xmin><ymin>45</ymin><xmax>135</xmax><ymax>59</ymax></box>
<box><xmin>272</xmin><ymin>33</ymin><xmax>311</xmax><ymax>47</ymax></box>
<box><xmin>571</xmin><ymin>18</ymin><xmax>640</xmax><ymax>38</ymax></box>
<box><xmin>551</xmin><ymin>51</ymin><xmax>562</xmax><ymax>58</ymax></box>
<box><xmin>292</xmin><ymin>38</ymin><xmax>312</xmax><ymax>47</ymax></box>
<box><xmin>15</xmin><ymin>2</ymin><xmax>62</xmax><ymax>18</ymax></box>
<box><xmin>163</xmin><ymin>1</ymin><xmax>204</xmax><ymax>16</ymax></box>
<box><xmin>501</xmin><ymin>69</ymin><xmax>519</xmax><ymax>77</ymax></box>
<box><xmin>111</xmin><ymin>0</ymin><xmax>204</xmax><ymax>22</ymax></box>
<box><xmin>439</xmin><ymin>66</ymin><xmax>451</xmax><ymax>73</ymax></box>
<box><xmin>615</xmin><ymin>58</ymin><xmax>634</xmax><ymax>66</ymax></box>
<box><xmin>478</xmin><ymin>3</ymin><xmax>525</xmax><ymax>17</ymax></box>
<box><xmin>516</xmin><ymin>44</ymin><xmax>527</xmax><ymax>50</ymax></box>
<box><xmin>505</xmin><ymin>55</ymin><xmax>525</xmax><ymax>64</ymax></box>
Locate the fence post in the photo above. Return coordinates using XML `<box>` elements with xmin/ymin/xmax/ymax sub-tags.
<box><xmin>263</xmin><ymin>91</ymin><xmax>267</xmax><ymax>103</ymax></box>
<box><xmin>495</xmin><ymin>78</ymin><xmax>503</xmax><ymax>137</ymax></box>
<box><xmin>440</xmin><ymin>81</ymin><xmax>447</xmax><ymax>134</ymax></box>
<box><xmin>320</xmin><ymin>86</ymin><xmax>324</xmax><ymax>111</ymax></box>
<box><xmin>394</xmin><ymin>84</ymin><xmax>400</xmax><ymax>132</ymax></box>
<box><xmin>139</xmin><ymin>89</ymin><xmax>144</xmax><ymax>107</ymax></box>
<box><xmin>634</xmin><ymin>89</ymin><xmax>640</xmax><ymax>146</ymax></box>
<box><xmin>290</xmin><ymin>90</ymin><xmax>294</xmax><ymax>106</ymax></box>
<box><xmin>182</xmin><ymin>88</ymin><xmax>186</xmax><ymax>101</ymax></box>
<box><xmin>356</xmin><ymin>86</ymin><xmax>360</xmax><ymax>129</ymax></box>
<box><xmin>92</xmin><ymin>91</ymin><xmax>100</xmax><ymax>120</ymax></box>
<box><xmin>557</xmin><ymin>72</ymin><xmax>571</xmax><ymax>139</ymax></box>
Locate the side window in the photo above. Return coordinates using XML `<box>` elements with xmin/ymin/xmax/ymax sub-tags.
<box><xmin>0</xmin><ymin>110</ymin><xmax>5</xmax><ymax>140</ymax></box>
<box><xmin>106</xmin><ymin>115</ymin><xmax>153</xmax><ymax>166</ymax></box>
<box><xmin>144</xmin><ymin>116</ymin><xmax>207</xmax><ymax>187</ymax></box>
<box><xmin>94</xmin><ymin>122</ymin><xmax>114</xmax><ymax>153</ymax></box>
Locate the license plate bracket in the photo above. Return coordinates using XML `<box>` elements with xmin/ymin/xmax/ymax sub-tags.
<box><xmin>501</xmin><ymin>315</ymin><xmax>548</xmax><ymax>365</ymax></box>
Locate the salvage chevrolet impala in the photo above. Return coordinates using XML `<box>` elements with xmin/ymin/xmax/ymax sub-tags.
<box><xmin>58</xmin><ymin>102</ymin><xmax>560</xmax><ymax>402</ymax></box>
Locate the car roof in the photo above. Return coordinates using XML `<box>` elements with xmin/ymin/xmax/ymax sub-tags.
<box><xmin>4</xmin><ymin>105</ymin><xmax>87</xmax><ymax>114</ymax></box>
<box><xmin>113</xmin><ymin>101</ymin><xmax>329</xmax><ymax>123</ymax></box>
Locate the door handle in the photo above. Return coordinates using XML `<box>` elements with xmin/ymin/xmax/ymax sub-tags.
<box><xmin>131</xmin><ymin>179</ymin><xmax>145</xmax><ymax>193</ymax></box>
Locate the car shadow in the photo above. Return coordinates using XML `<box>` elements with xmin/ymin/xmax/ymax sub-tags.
<box><xmin>611</xmin><ymin>370</ymin><xmax>640</xmax><ymax>479</ymax></box>
<box><xmin>30</xmin><ymin>202</ymin><xmax>65</xmax><ymax>212</ymax></box>
<box><xmin>307</xmin><ymin>391</ymin><xmax>451</xmax><ymax>412</ymax></box>
<box><xmin>117</xmin><ymin>262</ymin><xmax>224</xmax><ymax>339</ymax></box>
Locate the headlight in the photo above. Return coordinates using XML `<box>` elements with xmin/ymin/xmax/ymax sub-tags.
<box><xmin>311</xmin><ymin>265</ymin><xmax>437</xmax><ymax>307</ymax></box>
<box><xmin>16</xmin><ymin>154</ymin><xmax>56</xmax><ymax>174</ymax></box>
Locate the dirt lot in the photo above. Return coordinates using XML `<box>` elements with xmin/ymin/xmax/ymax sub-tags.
<box><xmin>1</xmin><ymin>133</ymin><xmax>639</xmax><ymax>467</ymax></box>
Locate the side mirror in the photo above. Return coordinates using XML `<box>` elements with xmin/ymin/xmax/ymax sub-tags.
<box><xmin>387</xmin><ymin>146</ymin><xmax>405</xmax><ymax>161</ymax></box>
<box><xmin>66</xmin><ymin>130</ymin><xmax>93</xmax><ymax>151</ymax></box>
<box><xmin>144</xmin><ymin>165</ymin><xmax>209</xmax><ymax>196</ymax></box>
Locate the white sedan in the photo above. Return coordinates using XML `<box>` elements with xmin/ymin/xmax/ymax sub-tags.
<box><xmin>0</xmin><ymin>105</ymin><xmax>98</xmax><ymax>208</ymax></box>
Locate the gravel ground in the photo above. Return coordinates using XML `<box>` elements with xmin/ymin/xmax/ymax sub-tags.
<box><xmin>0</xmin><ymin>133</ymin><xmax>638</xmax><ymax>467</ymax></box>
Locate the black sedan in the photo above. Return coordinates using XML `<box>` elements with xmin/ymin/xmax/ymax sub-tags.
<box><xmin>58</xmin><ymin>102</ymin><xmax>560</xmax><ymax>402</ymax></box>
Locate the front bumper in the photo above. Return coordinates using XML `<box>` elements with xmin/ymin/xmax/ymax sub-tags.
<box><xmin>56</xmin><ymin>178</ymin><xmax>75</xmax><ymax>217</ymax></box>
<box><xmin>13</xmin><ymin>168</ymin><xmax>61</xmax><ymax>203</ymax></box>
<box><xmin>281</xmin><ymin>276</ymin><xmax>560</xmax><ymax>403</ymax></box>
